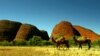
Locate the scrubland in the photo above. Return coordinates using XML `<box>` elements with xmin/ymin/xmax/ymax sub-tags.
<box><xmin>0</xmin><ymin>46</ymin><xmax>100</xmax><ymax>56</ymax></box>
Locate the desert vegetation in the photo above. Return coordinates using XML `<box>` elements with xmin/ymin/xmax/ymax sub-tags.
<box><xmin>0</xmin><ymin>36</ymin><xmax>53</xmax><ymax>46</ymax></box>
<box><xmin>0</xmin><ymin>37</ymin><xmax>100</xmax><ymax>56</ymax></box>
<box><xmin>0</xmin><ymin>46</ymin><xmax>100</xmax><ymax>56</ymax></box>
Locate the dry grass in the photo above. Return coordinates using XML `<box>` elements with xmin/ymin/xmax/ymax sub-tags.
<box><xmin>0</xmin><ymin>46</ymin><xmax>100</xmax><ymax>56</ymax></box>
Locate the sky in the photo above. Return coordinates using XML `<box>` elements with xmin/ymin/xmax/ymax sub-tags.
<box><xmin>0</xmin><ymin>0</ymin><xmax>100</xmax><ymax>36</ymax></box>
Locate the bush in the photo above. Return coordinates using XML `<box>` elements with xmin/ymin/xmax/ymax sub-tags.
<box><xmin>0</xmin><ymin>36</ymin><xmax>53</xmax><ymax>46</ymax></box>
<box><xmin>0</xmin><ymin>40</ymin><xmax>12</xmax><ymax>46</ymax></box>
<box><xmin>69</xmin><ymin>39</ymin><xmax>75</xmax><ymax>46</ymax></box>
<box><xmin>27</xmin><ymin>36</ymin><xmax>42</xmax><ymax>46</ymax></box>
<box><xmin>12</xmin><ymin>40</ymin><xmax>27</xmax><ymax>46</ymax></box>
<box><xmin>92</xmin><ymin>40</ymin><xmax>100</xmax><ymax>47</ymax></box>
<box><xmin>27</xmin><ymin>36</ymin><xmax>53</xmax><ymax>46</ymax></box>
<box><xmin>41</xmin><ymin>40</ymin><xmax>53</xmax><ymax>46</ymax></box>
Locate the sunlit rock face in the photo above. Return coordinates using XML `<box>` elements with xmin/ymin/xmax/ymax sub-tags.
<box><xmin>51</xmin><ymin>21</ymin><xmax>75</xmax><ymax>40</ymax></box>
<box><xmin>50</xmin><ymin>21</ymin><xmax>99</xmax><ymax>42</ymax></box>
<box><xmin>74</xmin><ymin>26</ymin><xmax>100</xmax><ymax>41</ymax></box>
<box><xmin>14</xmin><ymin>24</ymin><xmax>41</xmax><ymax>41</ymax></box>
<box><xmin>0</xmin><ymin>20</ymin><xmax>22</xmax><ymax>41</ymax></box>
<box><xmin>14</xmin><ymin>24</ymin><xmax>50</xmax><ymax>41</ymax></box>
<box><xmin>0</xmin><ymin>20</ymin><xmax>99</xmax><ymax>42</ymax></box>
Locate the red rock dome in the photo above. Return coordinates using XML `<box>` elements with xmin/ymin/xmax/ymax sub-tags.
<box><xmin>51</xmin><ymin>21</ymin><xmax>75</xmax><ymax>40</ymax></box>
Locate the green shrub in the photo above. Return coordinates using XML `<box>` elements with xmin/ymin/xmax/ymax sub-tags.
<box><xmin>0</xmin><ymin>36</ymin><xmax>53</xmax><ymax>46</ymax></box>
<box><xmin>27</xmin><ymin>36</ymin><xmax>42</xmax><ymax>46</ymax></box>
<box><xmin>69</xmin><ymin>39</ymin><xmax>75</xmax><ymax>46</ymax></box>
<box><xmin>12</xmin><ymin>40</ymin><xmax>27</xmax><ymax>46</ymax></box>
<box><xmin>27</xmin><ymin>36</ymin><xmax>53</xmax><ymax>46</ymax></box>
<box><xmin>41</xmin><ymin>40</ymin><xmax>53</xmax><ymax>46</ymax></box>
<box><xmin>92</xmin><ymin>40</ymin><xmax>100</xmax><ymax>47</ymax></box>
<box><xmin>0</xmin><ymin>40</ymin><xmax>12</xmax><ymax>46</ymax></box>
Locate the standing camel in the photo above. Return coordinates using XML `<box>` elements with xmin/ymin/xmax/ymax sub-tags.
<box><xmin>73</xmin><ymin>36</ymin><xmax>91</xmax><ymax>49</ymax></box>
<box><xmin>51</xmin><ymin>37</ymin><xmax>69</xmax><ymax>49</ymax></box>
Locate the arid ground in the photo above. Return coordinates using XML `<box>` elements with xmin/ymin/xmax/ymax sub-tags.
<box><xmin>0</xmin><ymin>46</ymin><xmax>100</xmax><ymax>56</ymax></box>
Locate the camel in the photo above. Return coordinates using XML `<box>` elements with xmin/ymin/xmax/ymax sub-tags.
<box><xmin>73</xmin><ymin>36</ymin><xmax>91</xmax><ymax>49</ymax></box>
<box><xmin>51</xmin><ymin>37</ymin><xmax>69</xmax><ymax>49</ymax></box>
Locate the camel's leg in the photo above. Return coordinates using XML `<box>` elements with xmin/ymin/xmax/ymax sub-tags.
<box><xmin>62</xmin><ymin>44</ymin><xmax>65</xmax><ymax>50</ymax></box>
<box><xmin>56</xmin><ymin>44</ymin><xmax>59</xmax><ymax>49</ymax></box>
<box><xmin>64</xmin><ymin>44</ymin><xmax>69</xmax><ymax>50</ymax></box>
<box><xmin>56</xmin><ymin>44</ymin><xmax>60</xmax><ymax>50</ymax></box>
<box><xmin>65</xmin><ymin>41</ymin><xmax>70</xmax><ymax>49</ymax></box>
<box><xmin>74</xmin><ymin>41</ymin><xmax>78</xmax><ymax>46</ymax></box>
<box><xmin>66</xmin><ymin>43</ymin><xmax>70</xmax><ymax>49</ymax></box>
<box><xmin>88</xmin><ymin>43</ymin><xmax>91</xmax><ymax>50</ymax></box>
<box><xmin>57</xmin><ymin>45</ymin><xmax>59</xmax><ymax>49</ymax></box>
<box><xmin>79</xmin><ymin>44</ymin><xmax>82</xmax><ymax>49</ymax></box>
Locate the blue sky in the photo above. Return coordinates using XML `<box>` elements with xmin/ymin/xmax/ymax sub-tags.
<box><xmin>0</xmin><ymin>0</ymin><xmax>100</xmax><ymax>36</ymax></box>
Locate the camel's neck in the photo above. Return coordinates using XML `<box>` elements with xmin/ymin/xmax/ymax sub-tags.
<box><xmin>51</xmin><ymin>37</ymin><xmax>57</xmax><ymax>43</ymax></box>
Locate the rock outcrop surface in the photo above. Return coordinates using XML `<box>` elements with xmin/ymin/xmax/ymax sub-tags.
<box><xmin>51</xmin><ymin>21</ymin><xmax>99</xmax><ymax>41</ymax></box>
<box><xmin>0</xmin><ymin>20</ymin><xmax>49</xmax><ymax>41</ymax></box>
<box><xmin>74</xmin><ymin>26</ymin><xmax>99</xmax><ymax>41</ymax></box>
<box><xmin>0</xmin><ymin>20</ymin><xmax>99</xmax><ymax>42</ymax></box>
<box><xmin>51</xmin><ymin>21</ymin><xmax>75</xmax><ymax>40</ymax></box>
<box><xmin>14</xmin><ymin>24</ymin><xmax>41</xmax><ymax>41</ymax></box>
<box><xmin>40</xmin><ymin>30</ymin><xmax>49</xmax><ymax>40</ymax></box>
<box><xmin>0</xmin><ymin>20</ymin><xmax>22</xmax><ymax>41</ymax></box>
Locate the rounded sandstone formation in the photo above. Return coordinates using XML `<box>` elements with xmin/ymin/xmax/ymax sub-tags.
<box><xmin>51</xmin><ymin>21</ymin><xmax>75</xmax><ymax>40</ymax></box>
<box><xmin>14</xmin><ymin>24</ymin><xmax>41</xmax><ymax>41</ymax></box>
<box><xmin>74</xmin><ymin>25</ymin><xmax>99</xmax><ymax>41</ymax></box>
<box><xmin>0</xmin><ymin>20</ymin><xmax>22</xmax><ymax>41</ymax></box>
